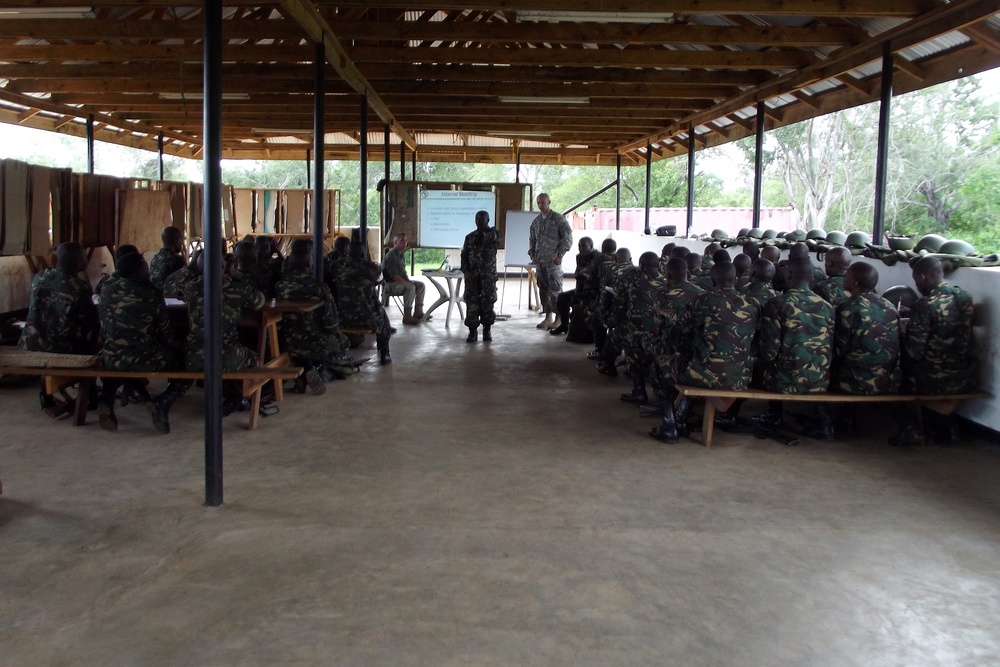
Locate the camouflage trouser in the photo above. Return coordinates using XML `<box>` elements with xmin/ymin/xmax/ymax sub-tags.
<box><xmin>535</xmin><ymin>262</ymin><xmax>563</xmax><ymax>314</ymax></box>
<box><xmin>464</xmin><ymin>275</ymin><xmax>497</xmax><ymax>328</ymax></box>
<box><xmin>186</xmin><ymin>339</ymin><xmax>256</xmax><ymax>372</ymax></box>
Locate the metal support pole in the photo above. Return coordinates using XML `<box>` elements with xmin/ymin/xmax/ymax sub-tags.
<box><xmin>411</xmin><ymin>152</ymin><xmax>416</xmax><ymax>181</ymax></box>
<box><xmin>752</xmin><ymin>102</ymin><xmax>765</xmax><ymax>229</ymax></box>
<box><xmin>515</xmin><ymin>150</ymin><xmax>521</xmax><ymax>183</ymax></box>
<box><xmin>873</xmin><ymin>43</ymin><xmax>893</xmax><ymax>245</ymax></box>
<box><xmin>157</xmin><ymin>132</ymin><xmax>165</xmax><ymax>181</ymax></box>
<box><xmin>306</xmin><ymin>149</ymin><xmax>311</xmax><ymax>191</ymax></box>
<box><xmin>616</xmin><ymin>153</ymin><xmax>622</xmax><ymax>231</ymax></box>
<box><xmin>312</xmin><ymin>41</ymin><xmax>325</xmax><ymax>281</ymax></box>
<box><xmin>86</xmin><ymin>114</ymin><xmax>95</xmax><ymax>174</ymax></box>
<box><xmin>359</xmin><ymin>94</ymin><xmax>369</xmax><ymax>257</ymax></box>
<box><xmin>644</xmin><ymin>140</ymin><xmax>652</xmax><ymax>235</ymax></box>
<box><xmin>686</xmin><ymin>127</ymin><xmax>696</xmax><ymax>237</ymax></box>
<box><xmin>399</xmin><ymin>142</ymin><xmax>405</xmax><ymax>181</ymax></box>
<box><xmin>202</xmin><ymin>0</ymin><xmax>224</xmax><ymax>507</ymax></box>
<box><xmin>383</xmin><ymin>124</ymin><xmax>392</xmax><ymax>243</ymax></box>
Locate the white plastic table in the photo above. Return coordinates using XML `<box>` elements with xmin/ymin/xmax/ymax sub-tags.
<box><xmin>421</xmin><ymin>269</ymin><xmax>465</xmax><ymax>328</ymax></box>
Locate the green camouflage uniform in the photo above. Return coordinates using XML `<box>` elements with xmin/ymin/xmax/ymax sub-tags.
<box><xmin>617</xmin><ymin>270</ymin><xmax>668</xmax><ymax>364</ymax></box>
<box><xmin>334</xmin><ymin>255</ymin><xmax>391</xmax><ymax>346</ymax></box>
<box><xmin>833</xmin><ymin>290</ymin><xmax>901</xmax><ymax>394</ymax></box>
<box><xmin>901</xmin><ymin>282</ymin><xmax>975</xmax><ymax>394</ymax></box>
<box><xmin>756</xmin><ymin>286</ymin><xmax>834</xmax><ymax>393</ymax></box>
<box><xmin>584</xmin><ymin>252</ymin><xmax>616</xmax><ymax>329</ymax></box>
<box><xmin>99</xmin><ymin>277</ymin><xmax>180</xmax><ymax>371</ymax></box>
<box><xmin>814</xmin><ymin>275</ymin><xmax>849</xmax><ymax>308</ymax></box>
<box><xmin>774</xmin><ymin>262</ymin><xmax>826</xmax><ymax>292</ymax></box>
<box><xmin>250</xmin><ymin>260</ymin><xmax>277</xmax><ymax>300</ymax></box>
<box><xmin>162</xmin><ymin>265</ymin><xmax>198</xmax><ymax>299</ymax></box>
<box><xmin>690</xmin><ymin>272</ymin><xmax>715</xmax><ymax>291</ymax></box>
<box><xmin>605</xmin><ymin>263</ymin><xmax>639</xmax><ymax>330</ymax></box>
<box><xmin>150</xmin><ymin>247</ymin><xmax>185</xmax><ymax>290</ymax></box>
<box><xmin>183</xmin><ymin>274</ymin><xmax>265</xmax><ymax>371</ymax></box>
<box><xmin>460</xmin><ymin>226</ymin><xmax>499</xmax><ymax>328</ymax></box>
<box><xmin>743</xmin><ymin>280</ymin><xmax>777</xmax><ymax>316</ymax></box>
<box><xmin>323</xmin><ymin>249</ymin><xmax>348</xmax><ymax>297</ymax></box>
<box><xmin>648</xmin><ymin>282</ymin><xmax>704</xmax><ymax>400</ymax></box>
<box><xmin>677</xmin><ymin>287</ymin><xmax>758</xmax><ymax>390</ymax></box>
<box><xmin>19</xmin><ymin>268</ymin><xmax>98</xmax><ymax>354</ymax></box>
<box><xmin>275</xmin><ymin>269</ymin><xmax>353</xmax><ymax>375</ymax></box>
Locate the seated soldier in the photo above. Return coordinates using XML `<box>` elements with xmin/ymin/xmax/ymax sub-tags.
<box><xmin>97</xmin><ymin>253</ymin><xmax>189</xmax><ymax>432</ymax></box>
<box><xmin>760</xmin><ymin>245</ymin><xmax>781</xmax><ymax>273</ymax></box>
<box><xmin>774</xmin><ymin>242</ymin><xmax>825</xmax><ymax>291</ymax></box>
<box><xmin>687</xmin><ymin>253</ymin><xmax>714</xmax><ymax>291</ymax></box>
<box><xmin>253</xmin><ymin>236</ymin><xmax>281</xmax><ymax>299</ymax></box>
<box><xmin>185</xmin><ymin>250</ymin><xmax>266</xmax><ymax>414</ymax></box>
<box><xmin>234</xmin><ymin>239</ymin><xmax>273</xmax><ymax>298</ymax></box>
<box><xmin>652</xmin><ymin>262</ymin><xmax>758</xmax><ymax>443</ymax></box>
<box><xmin>583</xmin><ymin>238</ymin><xmax>619</xmax><ymax>358</ymax></box>
<box><xmin>657</xmin><ymin>242</ymin><xmax>676</xmax><ymax>274</ymax></box>
<box><xmin>618</xmin><ymin>252</ymin><xmax>669</xmax><ymax>405</ymax></box>
<box><xmin>712</xmin><ymin>248</ymin><xmax>732</xmax><ymax>266</ymax></box>
<box><xmin>324</xmin><ymin>236</ymin><xmax>351</xmax><ymax>297</ymax></box>
<box><xmin>733</xmin><ymin>253</ymin><xmax>752</xmax><ymax>291</ymax></box>
<box><xmin>162</xmin><ymin>248</ymin><xmax>203</xmax><ymax>299</ymax></box>
<box><xmin>19</xmin><ymin>241</ymin><xmax>100</xmax><ymax>416</ymax></box>
<box><xmin>892</xmin><ymin>256</ymin><xmax>976</xmax><ymax>446</ymax></box>
<box><xmin>150</xmin><ymin>226</ymin><xmax>186</xmax><ymax>290</ymax></box>
<box><xmin>381</xmin><ymin>232</ymin><xmax>425</xmax><ymax>325</ymax></box>
<box><xmin>595</xmin><ymin>248</ymin><xmax>637</xmax><ymax>377</ymax></box>
<box><xmin>702</xmin><ymin>242</ymin><xmax>721</xmax><ymax>271</ymax></box>
<box><xmin>336</xmin><ymin>240</ymin><xmax>393</xmax><ymax>365</ymax></box>
<box><xmin>275</xmin><ymin>240</ymin><xmax>356</xmax><ymax>394</ymax></box>
<box><xmin>754</xmin><ymin>256</ymin><xmax>835</xmax><ymax>440</ymax></box>
<box><xmin>95</xmin><ymin>244</ymin><xmax>140</xmax><ymax>296</ymax></box>
<box><xmin>551</xmin><ymin>236</ymin><xmax>595</xmax><ymax>336</ymax></box>
<box><xmin>814</xmin><ymin>246</ymin><xmax>852</xmax><ymax>307</ymax></box>
<box><xmin>742</xmin><ymin>240</ymin><xmax>761</xmax><ymax>261</ymax></box>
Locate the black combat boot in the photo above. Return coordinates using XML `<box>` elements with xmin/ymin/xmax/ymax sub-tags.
<box><xmin>378</xmin><ymin>339</ymin><xmax>392</xmax><ymax>365</ymax></box>
<box><xmin>97</xmin><ymin>381</ymin><xmax>120</xmax><ymax>431</ymax></box>
<box><xmin>148</xmin><ymin>381</ymin><xmax>187</xmax><ymax>434</ymax></box>
<box><xmin>482</xmin><ymin>325</ymin><xmax>492</xmax><ymax>342</ymax></box>
<box><xmin>620</xmin><ymin>369</ymin><xmax>648</xmax><ymax>404</ymax></box>
<box><xmin>466</xmin><ymin>326</ymin><xmax>478</xmax><ymax>343</ymax></box>
<box><xmin>803</xmin><ymin>404</ymin><xmax>836</xmax><ymax>441</ymax></box>
<box><xmin>674</xmin><ymin>396</ymin><xmax>696</xmax><ymax>437</ymax></box>
<box><xmin>649</xmin><ymin>400</ymin><xmax>679</xmax><ymax>444</ymax></box>
<box><xmin>304</xmin><ymin>366</ymin><xmax>326</xmax><ymax>396</ymax></box>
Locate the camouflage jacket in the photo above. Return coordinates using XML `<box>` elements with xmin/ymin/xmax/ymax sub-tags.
<box><xmin>460</xmin><ymin>227</ymin><xmax>499</xmax><ymax>279</ymax></box>
<box><xmin>774</xmin><ymin>261</ymin><xmax>826</xmax><ymax>291</ymax></box>
<box><xmin>162</xmin><ymin>265</ymin><xmax>198</xmax><ymax>299</ymax></box>
<box><xmin>756</xmin><ymin>286</ymin><xmax>834</xmax><ymax>393</ymax></box>
<box><xmin>528</xmin><ymin>211</ymin><xmax>573</xmax><ymax>264</ymax></box>
<box><xmin>678</xmin><ymin>287</ymin><xmax>758</xmax><ymax>390</ymax></box>
<box><xmin>626</xmin><ymin>270</ymin><xmax>669</xmax><ymax>331</ymax></box>
<box><xmin>184</xmin><ymin>274</ymin><xmax>265</xmax><ymax>371</ymax></box>
<box><xmin>902</xmin><ymin>282</ymin><xmax>975</xmax><ymax>394</ymax></box>
<box><xmin>648</xmin><ymin>281</ymin><xmax>704</xmax><ymax>361</ymax></box>
<box><xmin>606</xmin><ymin>263</ymin><xmax>639</xmax><ymax>329</ymax></box>
<box><xmin>743</xmin><ymin>280</ymin><xmax>777</xmax><ymax>317</ymax></box>
<box><xmin>833</xmin><ymin>290</ymin><xmax>901</xmax><ymax>394</ymax></box>
<box><xmin>150</xmin><ymin>247</ymin><xmax>185</xmax><ymax>290</ymax></box>
<box><xmin>275</xmin><ymin>270</ymin><xmax>344</xmax><ymax>361</ymax></box>
<box><xmin>335</xmin><ymin>256</ymin><xmax>383</xmax><ymax>329</ymax></box>
<box><xmin>99</xmin><ymin>277</ymin><xmax>177</xmax><ymax>371</ymax></box>
<box><xmin>814</xmin><ymin>275</ymin><xmax>849</xmax><ymax>308</ymax></box>
<box><xmin>19</xmin><ymin>268</ymin><xmax>98</xmax><ymax>354</ymax></box>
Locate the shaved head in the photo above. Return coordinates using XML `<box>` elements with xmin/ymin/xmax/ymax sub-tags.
<box><xmin>761</xmin><ymin>246</ymin><xmax>781</xmax><ymax>264</ymax></box>
<box><xmin>787</xmin><ymin>256</ymin><xmax>814</xmax><ymax>288</ymax></box>
<box><xmin>844</xmin><ymin>262</ymin><xmax>878</xmax><ymax>293</ymax></box>
<box><xmin>711</xmin><ymin>261</ymin><xmax>737</xmax><ymax>288</ymax></box>
<box><xmin>824</xmin><ymin>247</ymin><xmax>852</xmax><ymax>277</ymax></box>
<box><xmin>789</xmin><ymin>242</ymin><xmax>810</xmax><ymax>259</ymax></box>
<box><xmin>751</xmin><ymin>258</ymin><xmax>776</xmax><ymax>283</ymax></box>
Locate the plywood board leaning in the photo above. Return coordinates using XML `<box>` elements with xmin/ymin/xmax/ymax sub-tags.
<box><xmin>385</xmin><ymin>182</ymin><xmax>418</xmax><ymax>246</ymax></box>
<box><xmin>117</xmin><ymin>189</ymin><xmax>173</xmax><ymax>254</ymax></box>
<box><xmin>285</xmin><ymin>190</ymin><xmax>307</xmax><ymax>233</ymax></box>
<box><xmin>233</xmin><ymin>188</ymin><xmax>254</xmax><ymax>237</ymax></box>
<box><xmin>188</xmin><ymin>183</ymin><xmax>203</xmax><ymax>239</ymax></box>
<box><xmin>28</xmin><ymin>165</ymin><xmax>51</xmax><ymax>255</ymax></box>
<box><xmin>2</xmin><ymin>159</ymin><xmax>30</xmax><ymax>256</ymax></box>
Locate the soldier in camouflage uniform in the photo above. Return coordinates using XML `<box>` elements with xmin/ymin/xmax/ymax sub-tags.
<box><xmin>150</xmin><ymin>226</ymin><xmax>186</xmax><ymax>290</ymax></box>
<box><xmin>584</xmin><ymin>239</ymin><xmax>619</xmax><ymax>358</ymax></box>
<box><xmin>275</xmin><ymin>240</ymin><xmax>356</xmax><ymax>393</ymax></box>
<box><xmin>460</xmin><ymin>210</ymin><xmax>499</xmax><ymax>343</ymax></box>
<box><xmin>323</xmin><ymin>236</ymin><xmax>351</xmax><ymax>298</ymax></box>
<box><xmin>234</xmin><ymin>239</ymin><xmax>274</xmax><ymax>299</ymax></box>
<box><xmin>754</xmin><ymin>256</ymin><xmax>835</xmax><ymax>439</ymax></box>
<box><xmin>702</xmin><ymin>242</ymin><xmax>721</xmax><ymax>272</ymax></box>
<box><xmin>253</xmin><ymin>236</ymin><xmax>281</xmax><ymax>299</ymax></box>
<box><xmin>335</xmin><ymin>240</ymin><xmax>393</xmax><ymax>365</ymax></box>
<box><xmin>688</xmin><ymin>253</ymin><xmax>714</xmax><ymax>291</ymax></box>
<box><xmin>890</xmin><ymin>256</ymin><xmax>976</xmax><ymax>447</ymax></box>
<box><xmin>595</xmin><ymin>248</ymin><xmax>637</xmax><ymax>377</ymax></box>
<box><xmin>651</xmin><ymin>262</ymin><xmax>758</xmax><ymax>443</ymax></box>
<box><xmin>162</xmin><ymin>248</ymin><xmax>202</xmax><ymax>298</ymax></box>
<box><xmin>774</xmin><ymin>242</ymin><xmax>825</xmax><ymax>292</ymax></box>
<box><xmin>550</xmin><ymin>236</ymin><xmax>595</xmax><ymax>337</ymax></box>
<box><xmin>833</xmin><ymin>263</ymin><xmax>901</xmax><ymax>395</ymax></box>
<box><xmin>94</xmin><ymin>244</ymin><xmax>140</xmax><ymax>297</ymax></box>
<box><xmin>617</xmin><ymin>252</ymin><xmax>669</xmax><ymax>405</ymax></box>
<box><xmin>97</xmin><ymin>252</ymin><xmax>189</xmax><ymax>432</ymax></box>
<box><xmin>814</xmin><ymin>246</ymin><xmax>852</xmax><ymax>307</ymax></box>
<box><xmin>733</xmin><ymin>253</ymin><xmax>752</xmax><ymax>291</ymax></box>
<box><xmin>528</xmin><ymin>192</ymin><xmax>573</xmax><ymax>330</ymax></box>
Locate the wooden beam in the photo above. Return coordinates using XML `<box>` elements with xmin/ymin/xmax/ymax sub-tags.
<box><xmin>0</xmin><ymin>19</ymin><xmax>308</xmax><ymax>41</ymax></box>
<box><xmin>963</xmin><ymin>23</ymin><xmax>1000</xmax><ymax>53</ymax></box>
<box><xmin>0</xmin><ymin>43</ymin><xmax>312</xmax><ymax>62</ymax></box>
<box><xmin>374</xmin><ymin>80</ymin><xmax>732</xmax><ymax>99</ymax></box>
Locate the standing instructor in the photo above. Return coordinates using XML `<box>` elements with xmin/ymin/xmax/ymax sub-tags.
<box><xmin>461</xmin><ymin>210</ymin><xmax>499</xmax><ymax>343</ymax></box>
<box><xmin>528</xmin><ymin>193</ymin><xmax>573</xmax><ymax>330</ymax></box>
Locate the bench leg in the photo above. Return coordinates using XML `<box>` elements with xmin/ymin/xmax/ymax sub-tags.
<box><xmin>73</xmin><ymin>378</ymin><xmax>94</xmax><ymax>426</ymax></box>
<box><xmin>702</xmin><ymin>400</ymin><xmax>716</xmax><ymax>447</ymax></box>
<box><xmin>267</xmin><ymin>323</ymin><xmax>284</xmax><ymax>402</ymax></box>
<box><xmin>247</xmin><ymin>388</ymin><xmax>261</xmax><ymax>430</ymax></box>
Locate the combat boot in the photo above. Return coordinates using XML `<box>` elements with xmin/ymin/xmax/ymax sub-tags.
<box><xmin>378</xmin><ymin>339</ymin><xmax>392</xmax><ymax>365</ymax></box>
<box><xmin>802</xmin><ymin>404</ymin><xmax>835</xmax><ymax>441</ymax></box>
<box><xmin>466</xmin><ymin>326</ymin><xmax>478</xmax><ymax>343</ymax></box>
<box><xmin>619</xmin><ymin>369</ymin><xmax>648</xmax><ymax>404</ymax></box>
<box><xmin>98</xmin><ymin>400</ymin><xmax>118</xmax><ymax>431</ymax></box>
<box><xmin>649</xmin><ymin>401</ymin><xmax>679</xmax><ymax>444</ymax></box>
<box><xmin>674</xmin><ymin>396</ymin><xmax>696</xmax><ymax>437</ymax></box>
<box><xmin>536</xmin><ymin>313</ymin><xmax>553</xmax><ymax>330</ymax></box>
<box><xmin>888</xmin><ymin>423</ymin><xmax>924</xmax><ymax>447</ymax></box>
<box><xmin>148</xmin><ymin>382</ymin><xmax>186</xmax><ymax>434</ymax></box>
<box><xmin>304</xmin><ymin>366</ymin><xmax>326</xmax><ymax>396</ymax></box>
<box><xmin>402</xmin><ymin>307</ymin><xmax>421</xmax><ymax>325</ymax></box>
<box><xmin>482</xmin><ymin>325</ymin><xmax>492</xmax><ymax>342</ymax></box>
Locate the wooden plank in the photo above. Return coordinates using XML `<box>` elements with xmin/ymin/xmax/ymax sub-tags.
<box><xmin>116</xmin><ymin>189</ymin><xmax>173</xmax><ymax>254</ymax></box>
<box><xmin>2</xmin><ymin>159</ymin><xmax>30</xmax><ymax>256</ymax></box>
<box><xmin>27</xmin><ymin>165</ymin><xmax>52</xmax><ymax>255</ymax></box>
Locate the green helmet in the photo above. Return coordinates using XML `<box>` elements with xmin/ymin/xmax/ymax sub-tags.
<box><xmin>747</xmin><ymin>228</ymin><xmax>764</xmax><ymax>239</ymax></box>
<box><xmin>938</xmin><ymin>239</ymin><xmax>976</xmax><ymax>256</ymax></box>
<box><xmin>825</xmin><ymin>230</ymin><xmax>847</xmax><ymax>246</ymax></box>
<box><xmin>886</xmin><ymin>235</ymin><xmax>916</xmax><ymax>251</ymax></box>
<box><xmin>711</xmin><ymin>229</ymin><xmax>729</xmax><ymax>241</ymax></box>
<box><xmin>806</xmin><ymin>228</ymin><xmax>827</xmax><ymax>240</ymax></box>
<box><xmin>845</xmin><ymin>231</ymin><xmax>871</xmax><ymax>248</ymax></box>
<box><xmin>914</xmin><ymin>233</ymin><xmax>947</xmax><ymax>253</ymax></box>
<box><xmin>762</xmin><ymin>229</ymin><xmax>778</xmax><ymax>239</ymax></box>
<box><xmin>786</xmin><ymin>229</ymin><xmax>807</xmax><ymax>242</ymax></box>
<box><xmin>882</xmin><ymin>285</ymin><xmax>919</xmax><ymax>310</ymax></box>
<box><xmin>737</xmin><ymin>227</ymin><xmax>751</xmax><ymax>238</ymax></box>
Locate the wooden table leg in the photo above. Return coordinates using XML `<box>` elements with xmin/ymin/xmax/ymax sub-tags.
<box><xmin>266</xmin><ymin>321</ymin><xmax>283</xmax><ymax>402</ymax></box>
<box><xmin>248</xmin><ymin>388</ymin><xmax>261</xmax><ymax>430</ymax></box>
<box><xmin>73</xmin><ymin>378</ymin><xmax>94</xmax><ymax>426</ymax></box>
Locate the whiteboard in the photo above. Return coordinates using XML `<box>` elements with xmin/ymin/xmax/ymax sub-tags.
<box><xmin>504</xmin><ymin>211</ymin><xmax>538</xmax><ymax>266</ymax></box>
<box><xmin>419</xmin><ymin>189</ymin><xmax>495</xmax><ymax>249</ymax></box>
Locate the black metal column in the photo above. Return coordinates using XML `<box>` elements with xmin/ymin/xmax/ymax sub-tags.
<box><xmin>202</xmin><ymin>0</ymin><xmax>224</xmax><ymax>507</ymax></box>
<box><xmin>873</xmin><ymin>43</ymin><xmax>893</xmax><ymax>245</ymax></box>
<box><xmin>752</xmin><ymin>102</ymin><xmax>765</xmax><ymax>229</ymax></box>
<box><xmin>306</xmin><ymin>149</ymin><xmax>311</xmax><ymax>191</ymax></box>
<box><xmin>399</xmin><ymin>142</ymin><xmax>405</xmax><ymax>181</ymax></box>
<box><xmin>686</xmin><ymin>127</ymin><xmax>696</xmax><ymax>237</ymax></box>
<box><xmin>312</xmin><ymin>41</ymin><xmax>325</xmax><ymax>281</ymax></box>
<box><xmin>157</xmin><ymin>132</ymin><xmax>164</xmax><ymax>181</ymax></box>
<box><xmin>515</xmin><ymin>150</ymin><xmax>521</xmax><ymax>183</ymax></box>
<box><xmin>86</xmin><ymin>114</ymin><xmax>95</xmax><ymax>174</ymax></box>
<box><xmin>644</xmin><ymin>141</ymin><xmax>652</xmax><ymax>235</ymax></box>
<box><xmin>359</xmin><ymin>94</ymin><xmax>368</xmax><ymax>257</ymax></box>
<box><xmin>383</xmin><ymin>124</ymin><xmax>392</xmax><ymax>243</ymax></box>
<box><xmin>411</xmin><ymin>152</ymin><xmax>416</xmax><ymax>181</ymax></box>
<box><xmin>616</xmin><ymin>153</ymin><xmax>622</xmax><ymax>231</ymax></box>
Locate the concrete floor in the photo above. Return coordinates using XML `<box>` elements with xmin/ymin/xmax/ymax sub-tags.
<box><xmin>2</xmin><ymin>300</ymin><xmax>1000</xmax><ymax>665</ymax></box>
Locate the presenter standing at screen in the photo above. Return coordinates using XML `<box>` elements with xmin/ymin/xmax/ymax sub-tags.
<box><xmin>528</xmin><ymin>193</ymin><xmax>573</xmax><ymax>330</ymax></box>
<box><xmin>382</xmin><ymin>233</ymin><xmax>426</xmax><ymax>325</ymax></box>
<box><xmin>461</xmin><ymin>210</ymin><xmax>499</xmax><ymax>343</ymax></box>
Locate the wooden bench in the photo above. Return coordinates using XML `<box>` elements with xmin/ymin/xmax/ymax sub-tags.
<box><xmin>1</xmin><ymin>352</ymin><xmax>302</xmax><ymax>430</ymax></box>
<box><xmin>674</xmin><ymin>384</ymin><xmax>990</xmax><ymax>447</ymax></box>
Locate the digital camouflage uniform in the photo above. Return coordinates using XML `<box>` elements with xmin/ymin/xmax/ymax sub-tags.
<box><xmin>676</xmin><ymin>287</ymin><xmax>758</xmax><ymax>390</ymax></box>
<box><xmin>647</xmin><ymin>282</ymin><xmax>704</xmax><ymax>400</ymax></box>
<box><xmin>19</xmin><ymin>268</ymin><xmax>99</xmax><ymax>354</ymax></box>
<box><xmin>162</xmin><ymin>265</ymin><xmax>198</xmax><ymax>299</ymax></box>
<box><xmin>901</xmin><ymin>282</ymin><xmax>975</xmax><ymax>394</ymax></box>
<box><xmin>528</xmin><ymin>210</ymin><xmax>573</xmax><ymax>313</ymax></box>
<box><xmin>833</xmin><ymin>290</ymin><xmax>901</xmax><ymax>394</ymax></box>
<box><xmin>460</xmin><ymin>226</ymin><xmax>499</xmax><ymax>328</ymax></box>
<box><xmin>756</xmin><ymin>286</ymin><xmax>834</xmax><ymax>393</ymax></box>
<box><xmin>814</xmin><ymin>275</ymin><xmax>849</xmax><ymax>308</ymax></box>
<box><xmin>184</xmin><ymin>274</ymin><xmax>265</xmax><ymax>371</ymax></box>
<box><xmin>275</xmin><ymin>269</ymin><xmax>354</xmax><ymax>377</ymax></box>
<box><xmin>150</xmin><ymin>247</ymin><xmax>185</xmax><ymax>290</ymax></box>
<box><xmin>334</xmin><ymin>255</ymin><xmax>392</xmax><ymax>347</ymax></box>
<box><xmin>99</xmin><ymin>277</ymin><xmax>179</xmax><ymax>371</ymax></box>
